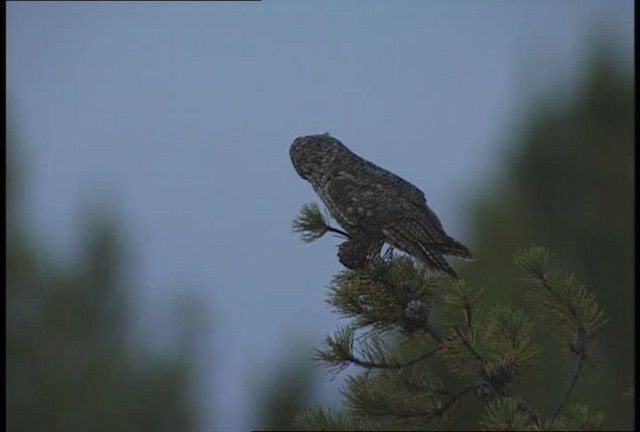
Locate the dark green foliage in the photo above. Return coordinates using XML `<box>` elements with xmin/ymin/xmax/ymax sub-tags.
<box><xmin>515</xmin><ymin>247</ymin><xmax>606</xmax><ymax>346</ymax></box>
<box><xmin>479</xmin><ymin>398</ymin><xmax>532</xmax><ymax>431</ymax></box>
<box><xmin>295</xmin><ymin>406</ymin><xmax>361</xmax><ymax>431</ymax></box>
<box><xmin>255</xmin><ymin>357</ymin><xmax>318</xmax><ymax>431</ymax></box>
<box><xmin>292</xmin><ymin>200</ymin><xmax>606</xmax><ymax>430</ymax></box>
<box><xmin>463</xmin><ymin>40</ymin><xmax>633</xmax><ymax>429</ymax></box>
<box><xmin>6</xmin><ymin>132</ymin><xmax>197</xmax><ymax>432</ymax></box>
<box><xmin>555</xmin><ymin>404</ymin><xmax>606</xmax><ymax>430</ymax></box>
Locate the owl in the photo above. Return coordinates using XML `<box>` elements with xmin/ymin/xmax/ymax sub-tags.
<box><xmin>290</xmin><ymin>133</ymin><xmax>472</xmax><ymax>278</ymax></box>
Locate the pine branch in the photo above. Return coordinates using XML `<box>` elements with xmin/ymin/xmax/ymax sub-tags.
<box><xmin>315</xmin><ymin>325</ymin><xmax>443</xmax><ymax>374</ymax></box>
<box><xmin>294</xmin><ymin>406</ymin><xmax>358</xmax><ymax>431</ymax></box>
<box><xmin>346</xmin><ymin>346</ymin><xmax>443</xmax><ymax>371</ymax></box>
<box><xmin>511</xmin><ymin>395</ymin><xmax>544</xmax><ymax>425</ymax></box>
<box><xmin>423</xmin><ymin>322</ymin><xmax>445</xmax><ymax>344</ymax></box>
<box><xmin>453</xmin><ymin>325</ymin><xmax>487</xmax><ymax>374</ymax></box>
<box><xmin>493</xmin><ymin>385</ymin><xmax>543</xmax><ymax>424</ymax></box>
<box><xmin>516</xmin><ymin>246</ymin><xmax>606</xmax><ymax>338</ymax></box>
<box><xmin>293</xmin><ymin>202</ymin><xmax>350</xmax><ymax>242</ymax></box>
<box><xmin>484</xmin><ymin>306</ymin><xmax>540</xmax><ymax>370</ymax></box>
<box><xmin>392</xmin><ymin>346</ymin><xmax>443</xmax><ymax>369</ymax></box>
<box><xmin>515</xmin><ymin>246</ymin><xmax>604</xmax><ymax>426</ymax></box>
<box><xmin>479</xmin><ymin>397</ymin><xmax>534</xmax><ymax>431</ymax></box>
<box><xmin>551</xmin><ymin>327</ymin><xmax>587</xmax><ymax>423</ymax></box>
<box><xmin>298</xmin><ymin>236</ymin><xmax>608</xmax><ymax>430</ymax></box>
<box><xmin>350</xmin><ymin>383</ymin><xmax>475</xmax><ymax>419</ymax></box>
<box><xmin>555</xmin><ymin>404</ymin><xmax>606</xmax><ymax>430</ymax></box>
<box><xmin>400</xmin><ymin>375</ymin><xmax>451</xmax><ymax>397</ymax></box>
<box><xmin>327</xmin><ymin>225</ymin><xmax>350</xmax><ymax>239</ymax></box>
<box><xmin>395</xmin><ymin>383</ymin><xmax>475</xmax><ymax>420</ymax></box>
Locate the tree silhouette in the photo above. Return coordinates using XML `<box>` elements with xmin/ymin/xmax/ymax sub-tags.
<box><xmin>462</xmin><ymin>39</ymin><xmax>634</xmax><ymax>429</ymax></box>
<box><xmin>6</xmin><ymin>125</ymin><xmax>199</xmax><ymax>432</ymax></box>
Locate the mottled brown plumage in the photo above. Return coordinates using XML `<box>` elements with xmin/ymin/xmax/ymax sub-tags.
<box><xmin>290</xmin><ymin>133</ymin><xmax>472</xmax><ymax>278</ymax></box>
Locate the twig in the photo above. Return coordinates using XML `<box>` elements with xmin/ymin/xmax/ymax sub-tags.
<box><xmin>401</xmin><ymin>378</ymin><xmax>451</xmax><ymax>397</ymax></box>
<box><xmin>394</xmin><ymin>346</ymin><xmax>443</xmax><ymax>368</ymax></box>
<box><xmin>551</xmin><ymin>327</ymin><xmax>587</xmax><ymax>422</ymax></box>
<box><xmin>513</xmin><ymin>394</ymin><xmax>544</xmax><ymax>425</ymax></box>
<box><xmin>463</xmin><ymin>300</ymin><xmax>474</xmax><ymax>329</ymax></box>
<box><xmin>494</xmin><ymin>386</ymin><xmax>543</xmax><ymax>424</ymax></box>
<box><xmin>347</xmin><ymin>346</ymin><xmax>443</xmax><ymax>370</ymax></box>
<box><xmin>423</xmin><ymin>322</ymin><xmax>444</xmax><ymax>345</ymax></box>
<box><xmin>453</xmin><ymin>325</ymin><xmax>486</xmax><ymax>372</ymax></box>
<box><xmin>396</xmin><ymin>383</ymin><xmax>476</xmax><ymax>419</ymax></box>
<box><xmin>326</xmin><ymin>224</ymin><xmax>350</xmax><ymax>239</ymax></box>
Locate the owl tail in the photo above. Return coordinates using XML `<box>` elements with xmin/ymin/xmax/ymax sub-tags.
<box><xmin>416</xmin><ymin>242</ymin><xmax>460</xmax><ymax>279</ymax></box>
<box><xmin>383</xmin><ymin>225</ymin><xmax>462</xmax><ymax>278</ymax></box>
<box><xmin>438</xmin><ymin>236</ymin><xmax>474</xmax><ymax>261</ymax></box>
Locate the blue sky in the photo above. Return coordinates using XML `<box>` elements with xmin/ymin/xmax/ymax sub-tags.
<box><xmin>6</xmin><ymin>2</ymin><xmax>633</xmax><ymax>431</ymax></box>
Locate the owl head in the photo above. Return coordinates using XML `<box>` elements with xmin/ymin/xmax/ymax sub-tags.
<box><xmin>290</xmin><ymin>133</ymin><xmax>348</xmax><ymax>182</ymax></box>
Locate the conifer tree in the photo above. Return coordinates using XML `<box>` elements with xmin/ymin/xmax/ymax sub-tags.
<box><xmin>291</xmin><ymin>204</ymin><xmax>607</xmax><ymax>431</ymax></box>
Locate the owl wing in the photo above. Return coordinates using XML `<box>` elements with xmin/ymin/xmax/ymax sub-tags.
<box><xmin>321</xmin><ymin>171</ymin><xmax>381</xmax><ymax>232</ymax></box>
<box><xmin>324</xmin><ymin>168</ymin><xmax>472</xmax><ymax>277</ymax></box>
<box><xmin>361</xmin><ymin>164</ymin><xmax>472</xmax><ymax>258</ymax></box>
<box><xmin>322</xmin><ymin>167</ymin><xmax>440</xmax><ymax>234</ymax></box>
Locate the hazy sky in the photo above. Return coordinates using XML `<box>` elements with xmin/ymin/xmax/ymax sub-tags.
<box><xmin>6</xmin><ymin>2</ymin><xmax>633</xmax><ymax>431</ymax></box>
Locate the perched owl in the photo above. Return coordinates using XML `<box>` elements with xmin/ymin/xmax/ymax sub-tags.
<box><xmin>290</xmin><ymin>133</ymin><xmax>472</xmax><ymax>278</ymax></box>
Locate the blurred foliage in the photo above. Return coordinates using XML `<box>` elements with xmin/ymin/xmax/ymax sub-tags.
<box><xmin>460</xmin><ymin>40</ymin><xmax>634</xmax><ymax>429</ymax></box>
<box><xmin>255</xmin><ymin>354</ymin><xmax>319</xmax><ymax>431</ymax></box>
<box><xmin>6</xmin><ymin>129</ymin><xmax>198</xmax><ymax>431</ymax></box>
